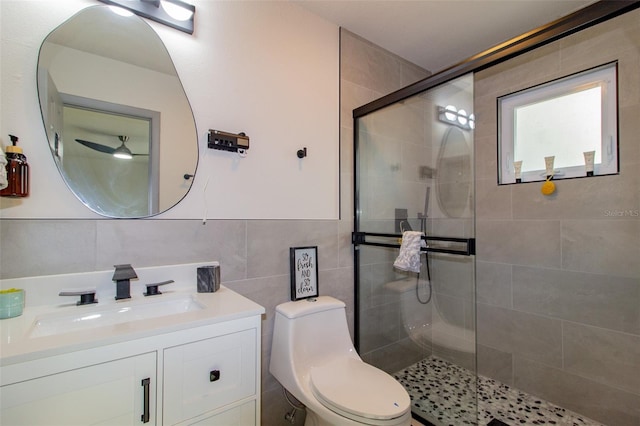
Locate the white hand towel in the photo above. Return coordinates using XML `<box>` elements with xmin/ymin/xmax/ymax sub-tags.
<box><xmin>393</xmin><ymin>231</ymin><xmax>426</xmax><ymax>273</ymax></box>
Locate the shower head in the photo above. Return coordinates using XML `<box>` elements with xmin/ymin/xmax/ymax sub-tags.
<box><xmin>418</xmin><ymin>186</ymin><xmax>431</xmax><ymax>219</ymax></box>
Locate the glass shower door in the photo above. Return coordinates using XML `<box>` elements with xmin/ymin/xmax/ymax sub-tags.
<box><xmin>354</xmin><ymin>73</ymin><xmax>477</xmax><ymax>425</ymax></box>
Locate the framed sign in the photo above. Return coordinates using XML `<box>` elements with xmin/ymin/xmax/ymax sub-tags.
<box><xmin>289</xmin><ymin>246</ymin><xmax>319</xmax><ymax>301</ymax></box>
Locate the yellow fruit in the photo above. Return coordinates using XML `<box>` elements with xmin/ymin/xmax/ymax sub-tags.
<box><xmin>541</xmin><ymin>180</ymin><xmax>556</xmax><ymax>195</ymax></box>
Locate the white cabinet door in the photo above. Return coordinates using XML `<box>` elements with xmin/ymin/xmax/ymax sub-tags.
<box><xmin>0</xmin><ymin>352</ymin><xmax>156</xmax><ymax>426</ymax></box>
<box><xmin>163</xmin><ymin>329</ymin><xmax>257</xmax><ymax>425</ymax></box>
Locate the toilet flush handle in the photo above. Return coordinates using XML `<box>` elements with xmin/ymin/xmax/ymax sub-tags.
<box><xmin>210</xmin><ymin>369</ymin><xmax>221</xmax><ymax>382</ymax></box>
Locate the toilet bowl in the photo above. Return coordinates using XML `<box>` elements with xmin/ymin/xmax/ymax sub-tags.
<box><xmin>270</xmin><ymin>296</ymin><xmax>411</xmax><ymax>426</ymax></box>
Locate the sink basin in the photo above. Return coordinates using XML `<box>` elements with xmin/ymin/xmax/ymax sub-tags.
<box><xmin>29</xmin><ymin>294</ymin><xmax>204</xmax><ymax>338</ymax></box>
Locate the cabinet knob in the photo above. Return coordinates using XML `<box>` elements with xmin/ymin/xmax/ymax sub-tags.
<box><xmin>209</xmin><ymin>369</ymin><xmax>221</xmax><ymax>382</ymax></box>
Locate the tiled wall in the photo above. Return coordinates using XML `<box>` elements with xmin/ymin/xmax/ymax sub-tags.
<box><xmin>341</xmin><ymin>30</ymin><xmax>432</xmax><ymax>376</ymax></box>
<box><xmin>474</xmin><ymin>9</ymin><xmax>640</xmax><ymax>426</ymax></box>
<box><xmin>0</xmin><ymin>28</ymin><xmax>428</xmax><ymax>426</ymax></box>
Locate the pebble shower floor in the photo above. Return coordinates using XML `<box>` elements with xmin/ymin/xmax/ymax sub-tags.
<box><xmin>394</xmin><ymin>356</ymin><xmax>603</xmax><ymax>426</ymax></box>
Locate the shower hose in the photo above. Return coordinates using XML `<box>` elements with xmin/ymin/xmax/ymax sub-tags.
<box><xmin>416</xmin><ymin>252</ymin><xmax>432</xmax><ymax>305</ymax></box>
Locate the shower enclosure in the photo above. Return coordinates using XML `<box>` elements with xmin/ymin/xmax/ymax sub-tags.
<box><xmin>351</xmin><ymin>4</ymin><xmax>640</xmax><ymax>426</ymax></box>
<box><xmin>353</xmin><ymin>74</ymin><xmax>477</xmax><ymax>426</ymax></box>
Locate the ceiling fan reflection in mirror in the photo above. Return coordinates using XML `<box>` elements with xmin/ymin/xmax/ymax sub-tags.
<box><xmin>75</xmin><ymin>135</ymin><xmax>149</xmax><ymax>160</ymax></box>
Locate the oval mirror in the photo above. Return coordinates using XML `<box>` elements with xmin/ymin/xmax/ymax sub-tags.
<box><xmin>436</xmin><ymin>127</ymin><xmax>472</xmax><ymax>218</ymax></box>
<box><xmin>37</xmin><ymin>6</ymin><xmax>198</xmax><ymax>218</ymax></box>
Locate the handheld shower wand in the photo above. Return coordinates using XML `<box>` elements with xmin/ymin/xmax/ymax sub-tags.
<box><xmin>418</xmin><ymin>186</ymin><xmax>430</xmax><ymax>234</ymax></box>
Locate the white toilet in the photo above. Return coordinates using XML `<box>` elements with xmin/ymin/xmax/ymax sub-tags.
<box><xmin>270</xmin><ymin>296</ymin><xmax>411</xmax><ymax>426</ymax></box>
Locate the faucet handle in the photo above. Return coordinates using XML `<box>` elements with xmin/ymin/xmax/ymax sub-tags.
<box><xmin>59</xmin><ymin>289</ymin><xmax>98</xmax><ymax>305</ymax></box>
<box><xmin>143</xmin><ymin>280</ymin><xmax>175</xmax><ymax>296</ymax></box>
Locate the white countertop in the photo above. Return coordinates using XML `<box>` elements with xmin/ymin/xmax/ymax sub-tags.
<box><xmin>0</xmin><ymin>263</ymin><xmax>265</xmax><ymax>366</ymax></box>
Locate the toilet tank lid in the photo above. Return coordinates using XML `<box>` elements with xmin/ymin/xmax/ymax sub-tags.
<box><xmin>275</xmin><ymin>296</ymin><xmax>345</xmax><ymax>319</ymax></box>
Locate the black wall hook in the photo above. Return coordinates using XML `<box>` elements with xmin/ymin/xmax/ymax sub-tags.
<box><xmin>297</xmin><ymin>147</ymin><xmax>307</xmax><ymax>158</ymax></box>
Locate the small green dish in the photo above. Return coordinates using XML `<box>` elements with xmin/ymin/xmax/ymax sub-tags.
<box><xmin>0</xmin><ymin>288</ymin><xmax>25</xmax><ymax>319</ymax></box>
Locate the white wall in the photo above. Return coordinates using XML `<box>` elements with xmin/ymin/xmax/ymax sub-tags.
<box><xmin>0</xmin><ymin>0</ymin><xmax>339</xmax><ymax>219</ymax></box>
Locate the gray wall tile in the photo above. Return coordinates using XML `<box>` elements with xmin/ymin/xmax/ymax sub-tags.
<box><xmin>477</xmin><ymin>344</ymin><xmax>513</xmax><ymax>386</ymax></box>
<box><xmin>431</xmin><ymin>254</ymin><xmax>475</xmax><ymax>300</ymax></box>
<box><xmin>96</xmin><ymin>219</ymin><xmax>247</xmax><ymax>281</ymax></box>
<box><xmin>340</xmin><ymin>29</ymin><xmax>429</xmax><ymax>97</ymax></box>
<box><xmin>619</xmin><ymin>104</ymin><xmax>640</xmax><ymax>168</ymax></box>
<box><xmin>561</xmin><ymin>219</ymin><xmax>640</xmax><ymax>278</ymax></box>
<box><xmin>513</xmin><ymin>266</ymin><xmax>640</xmax><ymax>334</ymax></box>
<box><xmin>362</xmin><ymin>337</ymin><xmax>427</xmax><ymax>375</ymax></box>
<box><xmin>359</xmin><ymin>301</ymin><xmax>403</xmax><ymax>353</ymax></box>
<box><xmin>246</xmin><ymin>220</ymin><xmax>338</xmax><ymax>279</ymax></box>
<box><xmin>514</xmin><ymin>356</ymin><xmax>640</xmax><ymax>426</ymax></box>
<box><xmin>476</xmin><ymin>177</ymin><xmax>512</xmax><ymax>220</ymax></box>
<box><xmin>477</xmin><ymin>303</ymin><xmax>563</xmax><ymax>368</ymax></box>
<box><xmin>474</xmin><ymin>41</ymin><xmax>560</xmax><ymax>98</ymax></box>
<box><xmin>433</xmin><ymin>293</ymin><xmax>466</xmax><ymax>330</ymax></box>
<box><xmin>512</xmin><ymin>174</ymin><xmax>639</xmax><ymax>220</ymax></box>
<box><xmin>563</xmin><ymin>322</ymin><xmax>640</xmax><ymax>394</ymax></box>
<box><xmin>0</xmin><ymin>219</ymin><xmax>97</xmax><ymax>278</ymax></box>
<box><xmin>476</xmin><ymin>261</ymin><xmax>512</xmax><ymax>308</ymax></box>
<box><xmin>476</xmin><ymin>219</ymin><xmax>561</xmax><ymax>268</ymax></box>
<box><xmin>473</xmin><ymin>133</ymin><xmax>498</xmax><ymax>180</ymax></box>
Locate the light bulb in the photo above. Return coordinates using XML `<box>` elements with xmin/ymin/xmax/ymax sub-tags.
<box><xmin>108</xmin><ymin>6</ymin><xmax>134</xmax><ymax>17</ymax></box>
<box><xmin>114</xmin><ymin>152</ymin><xmax>133</xmax><ymax>160</ymax></box>
<box><xmin>161</xmin><ymin>0</ymin><xmax>193</xmax><ymax>21</ymax></box>
<box><xmin>444</xmin><ymin>105</ymin><xmax>457</xmax><ymax>122</ymax></box>
<box><xmin>457</xmin><ymin>109</ymin><xmax>468</xmax><ymax>126</ymax></box>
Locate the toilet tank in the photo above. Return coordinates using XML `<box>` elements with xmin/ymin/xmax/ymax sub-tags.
<box><xmin>270</xmin><ymin>296</ymin><xmax>359</xmax><ymax>386</ymax></box>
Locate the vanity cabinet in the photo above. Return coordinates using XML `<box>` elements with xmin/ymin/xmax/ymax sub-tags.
<box><xmin>0</xmin><ymin>352</ymin><xmax>156</xmax><ymax>425</ymax></box>
<box><xmin>0</xmin><ymin>315</ymin><xmax>261</xmax><ymax>425</ymax></box>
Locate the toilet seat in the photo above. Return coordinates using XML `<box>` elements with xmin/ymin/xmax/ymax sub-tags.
<box><xmin>310</xmin><ymin>358</ymin><xmax>409</xmax><ymax>425</ymax></box>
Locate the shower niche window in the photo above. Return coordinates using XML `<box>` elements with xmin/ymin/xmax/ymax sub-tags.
<box><xmin>498</xmin><ymin>62</ymin><xmax>618</xmax><ymax>184</ymax></box>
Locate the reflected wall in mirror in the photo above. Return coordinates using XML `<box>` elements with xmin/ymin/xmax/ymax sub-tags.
<box><xmin>37</xmin><ymin>6</ymin><xmax>198</xmax><ymax>218</ymax></box>
<box><xmin>436</xmin><ymin>127</ymin><xmax>472</xmax><ymax>218</ymax></box>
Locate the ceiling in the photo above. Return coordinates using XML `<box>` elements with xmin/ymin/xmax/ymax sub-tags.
<box><xmin>294</xmin><ymin>0</ymin><xmax>597</xmax><ymax>73</ymax></box>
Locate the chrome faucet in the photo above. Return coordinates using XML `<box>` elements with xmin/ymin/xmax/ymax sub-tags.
<box><xmin>113</xmin><ymin>264</ymin><xmax>137</xmax><ymax>300</ymax></box>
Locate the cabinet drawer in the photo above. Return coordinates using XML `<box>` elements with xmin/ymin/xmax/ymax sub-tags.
<box><xmin>163</xmin><ymin>329</ymin><xmax>256</xmax><ymax>425</ymax></box>
<box><xmin>174</xmin><ymin>400</ymin><xmax>255</xmax><ymax>426</ymax></box>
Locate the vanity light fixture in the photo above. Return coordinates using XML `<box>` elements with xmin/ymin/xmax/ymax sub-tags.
<box><xmin>437</xmin><ymin>105</ymin><xmax>475</xmax><ymax>131</ymax></box>
<box><xmin>98</xmin><ymin>0</ymin><xmax>195</xmax><ymax>34</ymax></box>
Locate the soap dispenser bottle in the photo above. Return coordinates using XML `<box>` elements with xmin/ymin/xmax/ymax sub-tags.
<box><xmin>0</xmin><ymin>135</ymin><xmax>29</xmax><ymax>198</ymax></box>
